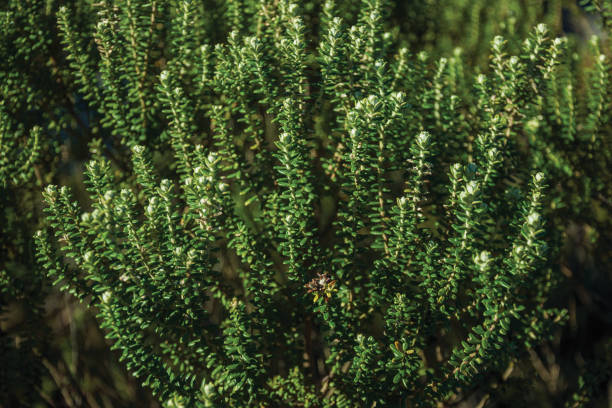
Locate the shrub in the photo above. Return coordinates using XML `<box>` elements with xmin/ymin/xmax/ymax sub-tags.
<box><xmin>36</xmin><ymin>1</ymin><xmax>612</xmax><ymax>406</ymax></box>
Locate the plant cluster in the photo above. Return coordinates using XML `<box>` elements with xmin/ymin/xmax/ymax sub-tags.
<box><xmin>34</xmin><ymin>0</ymin><xmax>611</xmax><ymax>407</ymax></box>
<box><xmin>0</xmin><ymin>0</ymin><xmax>610</xmax><ymax>406</ymax></box>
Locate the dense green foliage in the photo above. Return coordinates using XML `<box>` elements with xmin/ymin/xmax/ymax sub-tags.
<box><xmin>1</xmin><ymin>1</ymin><xmax>63</xmax><ymax>405</ymax></box>
<box><xmin>1</xmin><ymin>0</ymin><xmax>611</xmax><ymax>407</ymax></box>
<box><xmin>0</xmin><ymin>0</ymin><xmax>161</xmax><ymax>406</ymax></box>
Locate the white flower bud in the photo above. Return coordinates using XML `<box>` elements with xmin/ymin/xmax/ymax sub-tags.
<box><xmin>461</xmin><ymin>181</ymin><xmax>480</xmax><ymax>201</ymax></box>
<box><xmin>101</xmin><ymin>291</ymin><xmax>111</xmax><ymax>304</ymax></box>
<box><xmin>279</xmin><ymin>133</ymin><xmax>290</xmax><ymax>144</ymax></box>
<box><xmin>97</xmin><ymin>19</ymin><xmax>109</xmax><ymax>31</ymax></box>
<box><xmin>492</xmin><ymin>36</ymin><xmax>504</xmax><ymax>49</ymax></box>
<box><xmin>160</xmin><ymin>179</ymin><xmax>172</xmax><ymax>192</ymax></box>
<box><xmin>132</xmin><ymin>145</ymin><xmax>145</xmax><ymax>154</ymax></box>
<box><xmin>103</xmin><ymin>190</ymin><xmax>115</xmax><ymax>202</ymax></box>
<box><xmin>526</xmin><ymin>212</ymin><xmax>540</xmax><ymax>226</ymax></box>
<box><xmin>525</xmin><ymin>117</ymin><xmax>540</xmax><ymax>133</ymax></box>
<box><xmin>86</xmin><ymin>160</ymin><xmax>97</xmax><ymax>172</ymax></box>
<box><xmin>81</xmin><ymin>212</ymin><xmax>92</xmax><ymax>223</ymax></box>
<box><xmin>534</xmin><ymin>172</ymin><xmax>545</xmax><ymax>183</ymax></box>
<box><xmin>203</xmin><ymin>383</ymin><xmax>215</xmax><ymax>397</ymax></box>
<box><xmin>416</xmin><ymin>131</ymin><xmax>430</xmax><ymax>146</ymax></box>
<box><xmin>44</xmin><ymin>185</ymin><xmax>57</xmax><ymax>197</ymax></box>
<box><xmin>487</xmin><ymin>148</ymin><xmax>499</xmax><ymax>160</ymax></box>
<box><xmin>467</xmin><ymin>181</ymin><xmax>479</xmax><ymax>195</ymax></box>
<box><xmin>475</xmin><ymin>251</ymin><xmax>491</xmax><ymax>269</ymax></box>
